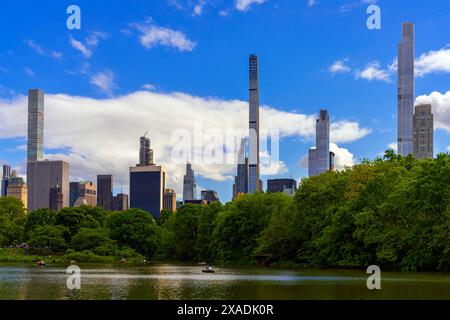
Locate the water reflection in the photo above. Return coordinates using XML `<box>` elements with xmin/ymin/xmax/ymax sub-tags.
<box><xmin>0</xmin><ymin>263</ymin><xmax>449</xmax><ymax>300</ymax></box>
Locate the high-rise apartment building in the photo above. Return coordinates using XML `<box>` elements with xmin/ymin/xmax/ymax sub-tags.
<box><xmin>97</xmin><ymin>175</ymin><xmax>113</xmax><ymax>210</ymax></box>
<box><xmin>398</xmin><ymin>22</ymin><xmax>415</xmax><ymax>157</ymax></box>
<box><xmin>139</xmin><ymin>135</ymin><xmax>154</xmax><ymax>166</ymax></box>
<box><xmin>267</xmin><ymin>179</ymin><xmax>297</xmax><ymax>195</ymax></box>
<box><xmin>248</xmin><ymin>54</ymin><xmax>260</xmax><ymax>194</ymax></box>
<box><xmin>27</xmin><ymin>89</ymin><xmax>44</xmax><ymax>162</ymax></box>
<box><xmin>6</xmin><ymin>171</ymin><xmax>27</xmax><ymax>209</ymax></box>
<box><xmin>163</xmin><ymin>189</ymin><xmax>177</xmax><ymax>213</ymax></box>
<box><xmin>183</xmin><ymin>163</ymin><xmax>196</xmax><ymax>201</ymax></box>
<box><xmin>309</xmin><ymin>110</ymin><xmax>330</xmax><ymax>177</ymax></box>
<box><xmin>27</xmin><ymin>160</ymin><xmax>69</xmax><ymax>211</ymax></box>
<box><xmin>1</xmin><ymin>164</ymin><xmax>11</xmax><ymax>197</ymax></box>
<box><xmin>413</xmin><ymin>104</ymin><xmax>434</xmax><ymax>160</ymax></box>
<box><xmin>112</xmin><ymin>193</ymin><xmax>129</xmax><ymax>211</ymax></box>
<box><xmin>233</xmin><ymin>138</ymin><xmax>248</xmax><ymax>199</ymax></box>
<box><xmin>78</xmin><ymin>181</ymin><xmax>97</xmax><ymax>207</ymax></box>
<box><xmin>49</xmin><ymin>185</ymin><xmax>63</xmax><ymax>212</ymax></box>
<box><xmin>201</xmin><ymin>190</ymin><xmax>219</xmax><ymax>203</ymax></box>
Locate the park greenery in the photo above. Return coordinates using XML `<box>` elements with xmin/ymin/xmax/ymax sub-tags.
<box><xmin>0</xmin><ymin>151</ymin><xmax>449</xmax><ymax>271</ymax></box>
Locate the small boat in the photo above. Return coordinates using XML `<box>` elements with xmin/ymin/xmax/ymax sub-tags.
<box><xmin>36</xmin><ymin>260</ymin><xmax>46</xmax><ymax>267</ymax></box>
<box><xmin>202</xmin><ymin>266</ymin><xmax>215</xmax><ymax>273</ymax></box>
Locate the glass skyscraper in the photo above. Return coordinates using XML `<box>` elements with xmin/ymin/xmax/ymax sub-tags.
<box><xmin>27</xmin><ymin>89</ymin><xmax>44</xmax><ymax>162</ymax></box>
<box><xmin>233</xmin><ymin>138</ymin><xmax>248</xmax><ymax>199</ymax></box>
<box><xmin>413</xmin><ymin>104</ymin><xmax>434</xmax><ymax>159</ymax></box>
<box><xmin>309</xmin><ymin>110</ymin><xmax>330</xmax><ymax>177</ymax></box>
<box><xmin>397</xmin><ymin>22</ymin><xmax>415</xmax><ymax>157</ymax></box>
<box><xmin>1</xmin><ymin>164</ymin><xmax>11</xmax><ymax>197</ymax></box>
<box><xmin>97</xmin><ymin>174</ymin><xmax>113</xmax><ymax>210</ymax></box>
<box><xmin>139</xmin><ymin>135</ymin><xmax>154</xmax><ymax>166</ymax></box>
<box><xmin>248</xmin><ymin>54</ymin><xmax>260</xmax><ymax>194</ymax></box>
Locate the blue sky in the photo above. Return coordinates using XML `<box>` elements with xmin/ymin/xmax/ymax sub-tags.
<box><xmin>0</xmin><ymin>0</ymin><xmax>449</xmax><ymax>202</ymax></box>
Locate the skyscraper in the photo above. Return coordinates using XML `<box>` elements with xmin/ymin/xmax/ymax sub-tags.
<box><xmin>130</xmin><ymin>136</ymin><xmax>165</xmax><ymax>218</ymax></box>
<box><xmin>398</xmin><ymin>22</ymin><xmax>415</xmax><ymax>157</ymax></box>
<box><xmin>6</xmin><ymin>171</ymin><xmax>27</xmax><ymax>208</ymax></box>
<box><xmin>163</xmin><ymin>189</ymin><xmax>177</xmax><ymax>212</ymax></box>
<box><xmin>309</xmin><ymin>110</ymin><xmax>330</xmax><ymax>177</ymax></box>
<box><xmin>97</xmin><ymin>174</ymin><xmax>113</xmax><ymax>210</ymax></box>
<box><xmin>69</xmin><ymin>182</ymin><xmax>80</xmax><ymax>207</ymax></box>
<box><xmin>1</xmin><ymin>164</ymin><xmax>11</xmax><ymax>197</ymax></box>
<box><xmin>27</xmin><ymin>89</ymin><xmax>44</xmax><ymax>162</ymax></box>
<box><xmin>130</xmin><ymin>165</ymin><xmax>166</xmax><ymax>218</ymax></box>
<box><xmin>248</xmin><ymin>54</ymin><xmax>260</xmax><ymax>194</ymax></box>
<box><xmin>27</xmin><ymin>160</ymin><xmax>69</xmax><ymax>211</ymax></box>
<box><xmin>78</xmin><ymin>181</ymin><xmax>97</xmax><ymax>207</ymax></box>
<box><xmin>112</xmin><ymin>193</ymin><xmax>129</xmax><ymax>211</ymax></box>
<box><xmin>139</xmin><ymin>135</ymin><xmax>154</xmax><ymax>166</ymax></box>
<box><xmin>233</xmin><ymin>138</ymin><xmax>248</xmax><ymax>199</ymax></box>
<box><xmin>183</xmin><ymin>163</ymin><xmax>197</xmax><ymax>201</ymax></box>
<box><xmin>413</xmin><ymin>104</ymin><xmax>434</xmax><ymax>160</ymax></box>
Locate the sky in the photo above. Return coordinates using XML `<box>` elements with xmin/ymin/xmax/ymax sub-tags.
<box><xmin>0</xmin><ymin>0</ymin><xmax>449</xmax><ymax>202</ymax></box>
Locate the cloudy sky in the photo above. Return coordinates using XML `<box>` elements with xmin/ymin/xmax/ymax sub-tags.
<box><xmin>0</xmin><ymin>0</ymin><xmax>449</xmax><ymax>201</ymax></box>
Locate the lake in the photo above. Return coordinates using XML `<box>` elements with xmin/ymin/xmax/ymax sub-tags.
<box><xmin>0</xmin><ymin>263</ymin><xmax>449</xmax><ymax>300</ymax></box>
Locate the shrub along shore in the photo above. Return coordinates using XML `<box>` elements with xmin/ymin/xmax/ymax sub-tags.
<box><xmin>0</xmin><ymin>151</ymin><xmax>449</xmax><ymax>271</ymax></box>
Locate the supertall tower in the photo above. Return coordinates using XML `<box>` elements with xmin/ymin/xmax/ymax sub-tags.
<box><xmin>248</xmin><ymin>54</ymin><xmax>260</xmax><ymax>194</ymax></box>
<box><xmin>397</xmin><ymin>22</ymin><xmax>415</xmax><ymax>157</ymax></box>
<box><xmin>27</xmin><ymin>89</ymin><xmax>44</xmax><ymax>162</ymax></box>
<box><xmin>183</xmin><ymin>163</ymin><xmax>197</xmax><ymax>201</ymax></box>
<box><xmin>139</xmin><ymin>134</ymin><xmax>154</xmax><ymax>166</ymax></box>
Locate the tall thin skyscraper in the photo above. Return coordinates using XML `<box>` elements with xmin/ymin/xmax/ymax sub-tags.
<box><xmin>397</xmin><ymin>22</ymin><xmax>415</xmax><ymax>157</ymax></box>
<box><xmin>97</xmin><ymin>174</ymin><xmax>113</xmax><ymax>210</ymax></box>
<box><xmin>1</xmin><ymin>164</ymin><xmax>11</xmax><ymax>197</ymax></box>
<box><xmin>309</xmin><ymin>110</ymin><xmax>330</xmax><ymax>177</ymax></box>
<box><xmin>139</xmin><ymin>135</ymin><xmax>154</xmax><ymax>166</ymax></box>
<box><xmin>248</xmin><ymin>54</ymin><xmax>260</xmax><ymax>194</ymax></box>
<box><xmin>27</xmin><ymin>89</ymin><xmax>44</xmax><ymax>162</ymax></box>
<box><xmin>413</xmin><ymin>104</ymin><xmax>434</xmax><ymax>159</ymax></box>
<box><xmin>233</xmin><ymin>138</ymin><xmax>248</xmax><ymax>199</ymax></box>
<box><xmin>183</xmin><ymin>163</ymin><xmax>197</xmax><ymax>201</ymax></box>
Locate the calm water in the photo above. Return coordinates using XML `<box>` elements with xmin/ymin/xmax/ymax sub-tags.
<box><xmin>0</xmin><ymin>263</ymin><xmax>449</xmax><ymax>300</ymax></box>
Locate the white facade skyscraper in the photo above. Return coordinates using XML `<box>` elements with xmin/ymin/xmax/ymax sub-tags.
<box><xmin>248</xmin><ymin>54</ymin><xmax>260</xmax><ymax>194</ymax></box>
<box><xmin>397</xmin><ymin>22</ymin><xmax>415</xmax><ymax>157</ymax></box>
<box><xmin>309</xmin><ymin>110</ymin><xmax>330</xmax><ymax>177</ymax></box>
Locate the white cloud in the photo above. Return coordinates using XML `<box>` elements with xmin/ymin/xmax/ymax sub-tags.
<box><xmin>415</xmin><ymin>45</ymin><xmax>450</xmax><ymax>77</ymax></box>
<box><xmin>85</xmin><ymin>31</ymin><xmax>109</xmax><ymax>47</ymax></box>
<box><xmin>0</xmin><ymin>91</ymin><xmax>369</xmax><ymax>195</ymax></box>
<box><xmin>25</xmin><ymin>40</ymin><xmax>45</xmax><ymax>55</ymax></box>
<box><xmin>132</xmin><ymin>19</ymin><xmax>197</xmax><ymax>52</ymax></box>
<box><xmin>447</xmin><ymin>146</ymin><xmax>450</xmax><ymax>152</ymax></box>
<box><xmin>299</xmin><ymin>143</ymin><xmax>355</xmax><ymax>171</ymax></box>
<box><xmin>89</xmin><ymin>70</ymin><xmax>117</xmax><ymax>95</ymax></box>
<box><xmin>24</xmin><ymin>67</ymin><xmax>36</xmax><ymax>78</ymax></box>
<box><xmin>69</xmin><ymin>36</ymin><xmax>92</xmax><ymax>58</ymax></box>
<box><xmin>387</xmin><ymin>142</ymin><xmax>398</xmax><ymax>152</ymax></box>
<box><xmin>330</xmin><ymin>143</ymin><xmax>355</xmax><ymax>170</ymax></box>
<box><xmin>235</xmin><ymin>0</ymin><xmax>266</xmax><ymax>12</ymax></box>
<box><xmin>51</xmin><ymin>51</ymin><xmax>63</xmax><ymax>59</ymax></box>
<box><xmin>308</xmin><ymin>0</ymin><xmax>317</xmax><ymax>7</ymax></box>
<box><xmin>330</xmin><ymin>121</ymin><xmax>371</xmax><ymax>143</ymax></box>
<box><xmin>142</xmin><ymin>84</ymin><xmax>156</xmax><ymax>91</ymax></box>
<box><xmin>355</xmin><ymin>61</ymin><xmax>391</xmax><ymax>82</ymax></box>
<box><xmin>193</xmin><ymin>0</ymin><xmax>206</xmax><ymax>16</ymax></box>
<box><xmin>415</xmin><ymin>91</ymin><xmax>450</xmax><ymax>133</ymax></box>
<box><xmin>329</xmin><ymin>59</ymin><xmax>351</xmax><ymax>74</ymax></box>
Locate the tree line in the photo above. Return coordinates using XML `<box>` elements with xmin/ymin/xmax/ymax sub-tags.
<box><xmin>0</xmin><ymin>151</ymin><xmax>449</xmax><ymax>271</ymax></box>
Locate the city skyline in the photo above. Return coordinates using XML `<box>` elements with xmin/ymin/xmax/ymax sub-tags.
<box><xmin>0</xmin><ymin>1</ymin><xmax>449</xmax><ymax>202</ymax></box>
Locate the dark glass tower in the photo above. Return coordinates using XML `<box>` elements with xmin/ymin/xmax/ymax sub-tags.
<box><xmin>97</xmin><ymin>174</ymin><xmax>113</xmax><ymax>210</ymax></box>
<box><xmin>248</xmin><ymin>54</ymin><xmax>260</xmax><ymax>194</ymax></box>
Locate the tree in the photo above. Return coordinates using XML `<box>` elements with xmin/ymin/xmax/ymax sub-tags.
<box><xmin>0</xmin><ymin>197</ymin><xmax>26</xmax><ymax>245</ymax></box>
<box><xmin>25</xmin><ymin>208</ymin><xmax>57</xmax><ymax>233</ymax></box>
<box><xmin>56</xmin><ymin>207</ymin><xmax>100</xmax><ymax>239</ymax></box>
<box><xmin>160</xmin><ymin>204</ymin><xmax>202</xmax><ymax>261</ymax></box>
<box><xmin>28</xmin><ymin>225</ymin><xmax>67</xmax><ymax>253</ymax></box>
<box><xmin>196</xmin><ymin>202</ymin><xmax>222</xmax><ymax>261</ymax></box>
<box><xmin>108</xmin><ymin>209</ymin><xmax>160</xmax><ymax>258</ymax></box>
<box><xmin>71</xmin><ymin>228</ymin><xmax>115</xmax><ymax>253</ymax></box>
